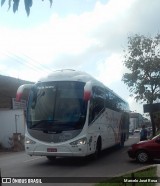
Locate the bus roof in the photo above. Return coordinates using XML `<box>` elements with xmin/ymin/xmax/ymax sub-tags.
<box><xmin>38</xmin><ymin>69</ymin><xmax>128</xmax><ymax>105</ymax></box>
<box><xmin>38</xmin><ymin>69</ymin><xmax>99</xmax><ymax>84</ymax></box>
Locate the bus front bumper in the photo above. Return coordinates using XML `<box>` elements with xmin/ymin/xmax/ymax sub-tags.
<box><xmin>25</xmin><ymin>144</ymin><xmax>88</xmax><ymax>157</ymax></box>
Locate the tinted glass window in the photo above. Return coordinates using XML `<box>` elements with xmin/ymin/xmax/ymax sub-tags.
<box><xmin>105</xmin><ymin>88</ymin><xmax>129</xmax><ymax>111</ymax></box>
<box><xmin>89</xmin><ymin>86</ymin><xmax>105</xmax><ymax>123</ymax></box>
<box><xmin>27</xmin><ymin>81</ymin><xmax>87</xmax><ymax>131</ymax></box>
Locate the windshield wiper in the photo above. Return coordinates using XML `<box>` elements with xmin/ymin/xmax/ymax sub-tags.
<box><xmin>29</xmin><ymin>120</ymin><xmax>53</xmax><ymax>129</ymax></box>
<box><xmin>42</xmin><ymin>124</ymin><xmax>75</xmax><ymax>133</ymax></box>
<box><xmin>43</xmin><ymin>130</ymin><xmax>62</xmax><ymax>134</ymax></box>
<box><xmin>29</xmin><ymin>120</ymin><xmax>77</xmax><ymax>132</ymax></box>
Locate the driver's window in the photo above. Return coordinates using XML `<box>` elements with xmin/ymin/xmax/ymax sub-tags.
<box><xmin>89</xmin><ymin>86</ymin><xmax>105</xmax><ymax>124</ymax></box>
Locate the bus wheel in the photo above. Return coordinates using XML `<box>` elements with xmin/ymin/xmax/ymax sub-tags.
<box><xmin>94</xmin><ymin>138</ymin><xmax>101</xmax><ymax>159</ymax></box>
<box><xmin>46</xmin><ymin>156</ymin><xmax>56</xmax><ymax>161</ymax></box>
<box><xmin>120</xmin><ymin>139</ymin><xmax>124</xmax><ymax>147</ymax></box>
<box><xmin>119</xmin><ymin>133</ymin><xmax>125</xmax><ymax>148</ymax></box>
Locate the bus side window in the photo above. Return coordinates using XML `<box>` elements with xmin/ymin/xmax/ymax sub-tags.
<box><xmin>105</xmin><ymin>89</ymin><xmax>128</xmax><ymax>112</ymax></box>
<box><xmin>105</xmin><ymin>90</ymin><xmax>110</xmax><ymax>109</ymax></box>
<box><xmin>89</xmin><ymin>87</ymin><xmax>105</xmax><ymax>124</ymax></box>
<box><xmin>105</xmin><ymin>90</ymin><xmax>120</xmax><ymax>111</ymax></box>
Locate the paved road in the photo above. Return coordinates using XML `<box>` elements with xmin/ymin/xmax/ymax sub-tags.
<box><xmin>0</xmin><ymin>133</ymin><xmax>154</xmax><ymax>186</ymax></box>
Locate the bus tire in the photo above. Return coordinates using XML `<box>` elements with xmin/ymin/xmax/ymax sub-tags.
<box><xmin>94</xmin><ymin>137</ymin><xmax>101</xmax><ymax>159</ymax></box>
<box><xmin>46</xmin><ymin>156</ymin><xmax>56</xmax><ymax>161</ymax></box>
<box><xmin>120</xmin><ymin>139</ymin><xmax>124</xmax><ymax>148</ymax></box>
<box><xmin>120</xmin><ymin>133</ymin><xmax>125</xmax><ymax>148</ymax></box>
<box><xmin>116</xmin><ymin>134</ymin><xmax>125</xmax><ymax>149</ymax></box>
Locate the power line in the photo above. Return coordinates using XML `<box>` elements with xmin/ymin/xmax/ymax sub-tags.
<box><xmin>7</xmin><ymin>51</ymin><xmax>51</xmax><ymax>73</ymax></box>
<box><xmin>0</xmin><ymin>50</ymin><xmax>52</xmax><ymax>74</ymax></box>
<box><xmin>21</xmin><ymin>53</ymin><xmax>53</xmax><ymax>73</ymax></box>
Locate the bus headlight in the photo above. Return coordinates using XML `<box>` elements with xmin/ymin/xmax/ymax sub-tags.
<box><xmin>25</xmin><ymin>137</ymin><xmax>36</xmax><ymax>144</ymax></box>
<box><xmin>70</xmin><ymin>137</ymin><xmax>87</xmax><ymax>146</ymax></box>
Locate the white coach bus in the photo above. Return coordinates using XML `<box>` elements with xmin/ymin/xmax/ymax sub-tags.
<box><xmin>16</xmin><ymin>69</ymin><xmax>130</xmax><ymax>160</ymax></box>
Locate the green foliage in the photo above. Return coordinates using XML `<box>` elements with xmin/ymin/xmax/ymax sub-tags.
<box><xmin>122</xmin><ymin>34</ymin><xmax>160</xmax><ymax>104</ymax></box>
<box><xmin>1</xmin><ymin>0</ymin><xmax>53</xmax><ymax>16</ymax></box>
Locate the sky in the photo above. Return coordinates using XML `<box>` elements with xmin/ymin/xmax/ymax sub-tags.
<box><xmin>0</xmin><ymin>0</ymin><xmax>160</xmax><ymax>116</ymax></box>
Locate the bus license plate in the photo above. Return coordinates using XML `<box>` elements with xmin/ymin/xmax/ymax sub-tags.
<box><xmin>47</xmin><ymin>148</ymin><xmax>57</xmax><ymax>152</ymax></box>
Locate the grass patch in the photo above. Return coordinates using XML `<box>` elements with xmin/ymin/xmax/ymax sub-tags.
<box><xmin>95</xmin><ymin>166</ymin><xmax>157</xmax><ymax>186</ymax></box>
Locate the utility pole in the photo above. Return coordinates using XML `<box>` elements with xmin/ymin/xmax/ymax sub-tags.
<box><xmin>15</xmin><ymin>114</ymin><xmax>19</xmax><ymax>133</ymax></box>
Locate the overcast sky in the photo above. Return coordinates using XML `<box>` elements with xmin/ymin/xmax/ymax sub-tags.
<box><xmin>0</xmin><ymin>0</ymin><xmax>160</xmax><ymax>115</ymax></box>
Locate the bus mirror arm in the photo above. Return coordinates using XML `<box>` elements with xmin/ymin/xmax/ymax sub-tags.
<box><xmin>16</xmin><ymin>84</ymin><xmax>33</xmax><ymax>101</ymax></box>
<box><xmin>84</xmin><ymin>81</ymin><xmax>92</xmax><ymax>101</ymax></box>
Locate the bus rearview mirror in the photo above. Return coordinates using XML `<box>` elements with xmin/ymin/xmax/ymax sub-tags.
<box><xmin>16</xmin><ymin>84</ymin><xmax>33</xmax><ymax>101</ymax></box>
<box><xmin>84</xmin><ymin>82</ymin><xmax>92</xmax><ymax>101</ymax></box>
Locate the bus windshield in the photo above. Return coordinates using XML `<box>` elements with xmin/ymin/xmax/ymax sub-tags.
<box><xmin>27</xmin><ymin>81</ymin><xmax>87</xmax><ymax>132</ymax></box>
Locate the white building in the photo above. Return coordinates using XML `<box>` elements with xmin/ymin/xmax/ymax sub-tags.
<box><xmin>0</xmin><ymin>75</ymin><xmax>32</xmax><ymax>150</ymax></box>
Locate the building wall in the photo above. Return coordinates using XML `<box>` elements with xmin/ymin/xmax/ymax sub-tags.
<box><xmin>0</xmin><ymin>74</ymin><xmax>33</xmax><ymax>109</ymax></box>
<box><xmin>0</xmin><ymin>75</ymin><xmax>33</xmax><ymax>149</ymax></box>
<box><xmin>129</xmin><ymin>112</ymin><xmax>143</xmax><ymax>129</ymax></box>
<box><xmin>0</xmin><ymin>109</ymin><xmax>26</xmax><ymax>148</ymax></box>
<box><xmin>129</xmin><ymin>118</ymin><xmax>138</xmax><ymax>130</ymax></box>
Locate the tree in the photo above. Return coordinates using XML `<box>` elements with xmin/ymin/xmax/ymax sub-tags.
<box><xmin>122</xmin><ymin>33</ymin><xmax>160</xmax><ymax>136</ymax></box>
<box><xmin>1</xmin><ymin>0</ymin><xmax>53</xmax><ymax>16</ymax></box>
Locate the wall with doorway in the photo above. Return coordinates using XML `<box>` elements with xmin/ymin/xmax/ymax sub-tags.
<box><xmin>0</xmin><ymin>109</ymin><xmax>25</xmax><ymax>148</ymax></box>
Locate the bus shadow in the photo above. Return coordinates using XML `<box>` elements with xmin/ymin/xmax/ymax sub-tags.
<box><xmin>39</xmin><ymin>145</ymin><xmax>126</xmax><ymax>167</ymax></box>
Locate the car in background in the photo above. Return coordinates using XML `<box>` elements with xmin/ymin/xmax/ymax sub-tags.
<box><xmin>129</xmin><ymin>129</ymin><xmax>134</xmax><ymax>135</ymax></box>
<box><xmin>128</xmin><ymin>134</ymin><xmax>160</xmax><ymax>163</ymax></box>
<box><xmin>134</xmin><ymin>129</ymin><xmax>141</xmax><ymax>133</ymax></box>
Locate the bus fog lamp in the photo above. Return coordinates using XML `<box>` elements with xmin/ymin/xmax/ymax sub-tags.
<box><xmin>70</xmin><ymin>137</ymin><xmax>87</xmax><ymax>146</ymax></box>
